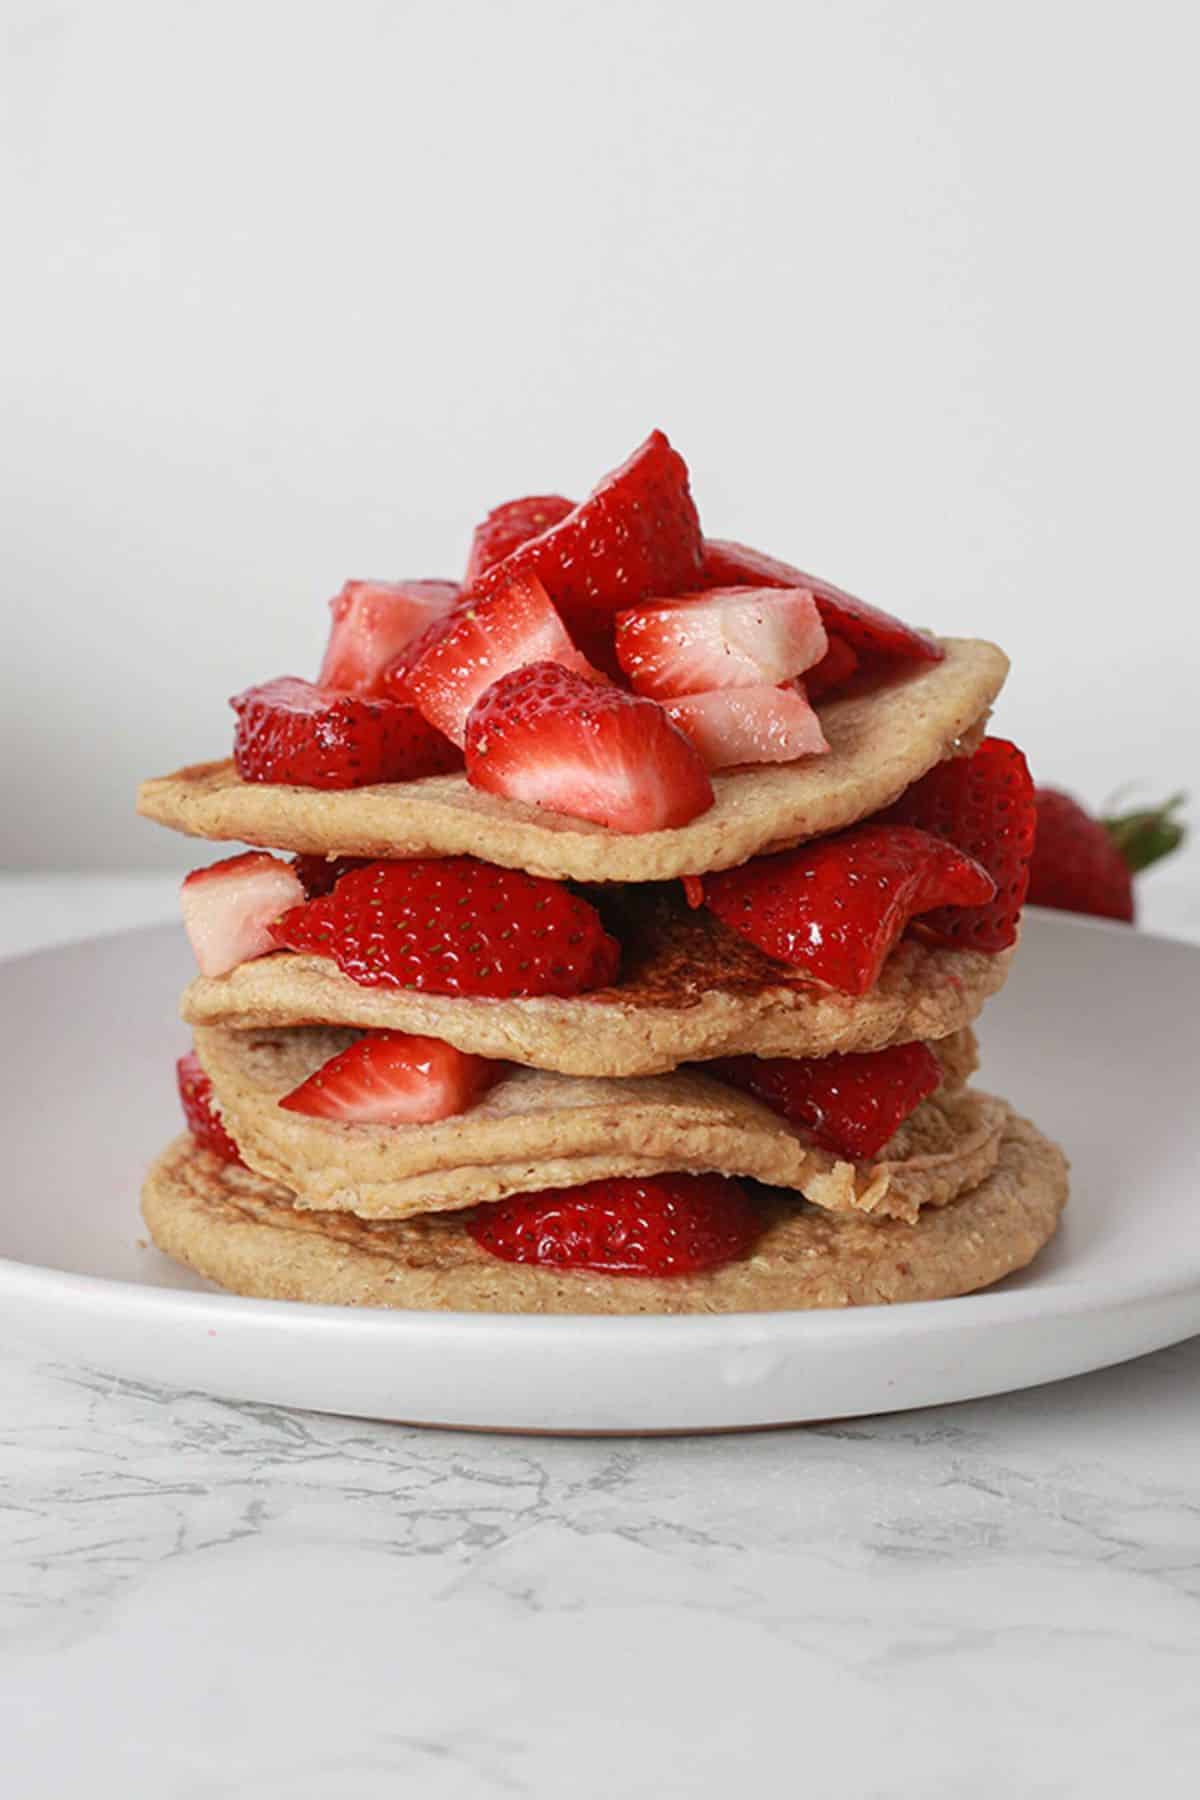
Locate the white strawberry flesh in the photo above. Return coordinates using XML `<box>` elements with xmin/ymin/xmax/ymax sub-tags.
<box><xmin>614</xmin><ymin>586</ymin><xmax>827</xmax><ymax>700</ymax></box>
<box><xmin>666</xmin><ymin>683</ymin><xmax>830</xmax><ymax>769</ymax></box>
<box><xmin>278</xmin><ymin>1031</ymin><xmax>498</xmax><ymax>1125</ymax></box>
<box><xmin>180</xmin><ymin>851</ymin><xmax>304</xmax><ymax>978</ymax></box>
<box><xmin>406</xmin><ymin>571</ymin><xmax>596</xmax><ymax>746</ymax></box>
<box><xmin>318</xmin><ymin>579</ymin><xmax>459</xmax><ymax>696</ymax></box>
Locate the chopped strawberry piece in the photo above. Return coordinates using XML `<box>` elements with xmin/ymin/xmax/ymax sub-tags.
<box><xmin>278</xmin><ymin>1031</ymin><xmax>499</xmax><ymax>1125</ymax></box>
<box><xmin>880</xmin><ymin>737</ymin><xmax>1036</xmax><ymax>951</ymax></box>
<box><xmin>180</xmin><ymin>851</ymin><xmax>304</xmax><ymax>977</ymax></box>
<box><xmin>700</xmin><ymin>539</ymin><xmax>942</xmax><ymax>665</ymax></box>
<box><xmin>270</xmin><ymin>857</ymin><xmax>620</xmax><ymax>999</ymax></box>
<box><xmin>291</xmin><ymin>854</ymin><xmax>372</xmax><ymax>899</ymax></box>
<box><xmin>231</xmin><ymin>677</ymin><xmax>461</xmax><ymax>788</ymax></box>
<box><xmin>681</xmin><ymin>875</ymin><xmax>705</xmax><ymax>909</ymax></box>
<box><xmin>703</xmin><ymin>824</ymin><xmax>996</xmax><ymax>994</ymax></box>
<box><xmin>401</xmin><ymin>572</ymin><xmax>596</xmax><ymax>747</ymax></box>
<box><xmin>804</xmin><ymin>633</ymin><xmax>860</xmax><ymax>700</ymax></box>
<box><xmin>469</xmin><ymin>431</ymin><xmax>704</xmax><ymax>633</ymax></box>
<box><xmin>465</xmin><ymin>661</ymin><xmax>714</xmax><ymax>833</ymax></box>
<box><xmin>614</xmin><ymin>587</ymin><xmax>827</xmax><ymax>699</ymax></box>
<box><xmin>466</xmin><ymin>1172</ymin><xmax>761</xmax><ymax>1275</ymax></box>
<box><xmin>665</xmin><ymin>683</ymin><xmax>829</xmax><ymax>770</ymax></box>
<box><xmin>713</xmin><ymin>1041</ymin><xmax>943</xmax><ymax>1161</ymax></box>
<box><xmin>176</xmin><ymin>1049</ymin><xmax>245</xmax><ymax>1165</ymax></box>
<box><xmin>318</xmin><ymin>579</ymin><xmax>458</xmax><ymax>696</ymax></box>
<box><xmin>464</xmin><ymin>496</ymin><xmax>576</xmax><ymax>586</ymax></box>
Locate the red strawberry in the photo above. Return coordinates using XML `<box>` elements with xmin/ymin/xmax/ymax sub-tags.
<box><xmin>318</xmin><ymin>579</ymin><xmax>458</xmax><ymax>696</ymax></box>
<box><xmin>1027</xmin><ymin>790</ymin><xmax>1185</xmax><ymax>924</ymax></box>
<box><xmin>231</xmin><ymin>677</ymin><xmax>462</xmax><ymax>788</ymax></box>
<box><xmin>177</xmin><ymin>1049</ymin><xmax>245</xmax><ymax>1165</ymax></box>
<box><xmin>713</xmin><ymin>1041</ymin><xmax>942</xmax><ymax>1162</ymax></box>
<box><xmin>665</xmin><ymin>683</ymin><xmax>829</xmax><ymax>769</ymax></box>
<box><xmin>180</xmin><ymin>851</ymin><xmax>305</xmax><ymax>977</ymax></box>
<box><xmin>466</xmin><ymin>1172</ymin><xmax>761</xmax><ymax>1275</ymax></box>
<box><xmin>703</xmin><ymin>824</ymin><xmax>995</xmax><ymax>994</ymax></box>
<box><xmin>400</xmin><ymin>572</ymin><xmax>596</xmax><ymax>747</ymax></box>
<box><xmin>291</xmin><ymin>854</ymin><xmax>372</xmax><ymax>899</ymax></box>
<box><xmin>464</xmin><ymin>661</ymin><xmax>714</xmax><ymax>833</ymax></box>
<box><xmin>700</xmin><ymin>539</ymin><xmax>942</xmax><ymax>665</ymax></box>
<box><xmin>278</xmin><ymin>1031</ymin><xmax>499</xmax><ymax>1124</ymax></box>
<box><xmin>804</xmin><ymin>633</ymin><xmax>860</xmax><ymax>700</ymax></box>
<box><xmin>879</xmin><ymin>737</ymin><xmax>1036</xmax><ymax>951</ymax></box>
<box><xmin>469</xmin><ymin>431</ymin><xmax>704</xmax><ymax>632</ymax></box>
<box><xmin>270</xmin><ymin>857</ymin><xmax>620</xmax><ymax>999</ymax></box>
<box><xmin>614</xmin><ymin>586</ymin><xmax>827</xmax><ymax>699</ymax></box>
<box><xmin>464</xmin><ymin>495</ymin><xmax>576</xmax><ymax>586</ymax></box>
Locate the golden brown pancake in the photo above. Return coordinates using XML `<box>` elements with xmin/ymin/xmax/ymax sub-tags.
<box><xmin>137</xmin><ymin>638</ymin><xmax>1006</xmax><ymax>882</ymax></box>
<box><xmin>181</xmin><ymin>887</ymin><xmax>1013</xmax><ymax>1076</ymax></box>
<box><xmin>194</xmin><ymin>1024</ymin><xmax>991</xmax><ymax>1224</ymax></box>
<box><xmin>141</xmin><ymin>1110</ymin><xmax>1068</xmax><ymax>1314</ymax></box>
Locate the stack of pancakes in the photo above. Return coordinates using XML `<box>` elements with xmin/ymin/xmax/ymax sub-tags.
<box><xmin>138</xmin><ymin>638</ymin><xmax>1068</xmax><ymax>1314</ymax></box>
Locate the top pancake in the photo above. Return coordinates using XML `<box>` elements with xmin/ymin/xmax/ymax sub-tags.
<box><xmin>137</xmin><ymin>637</ymin><xmax>1007</xmax><ymax>882</ymax></box>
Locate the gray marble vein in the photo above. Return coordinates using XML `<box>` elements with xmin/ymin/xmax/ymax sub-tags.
<box><xmin>3</xmin><ymin>1339</ymin><xmax>1200</xmax><ymax>1799</ymax></box>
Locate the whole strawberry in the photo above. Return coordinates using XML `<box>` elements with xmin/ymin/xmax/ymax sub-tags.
<box><xmin>1028</xmin><ymin>790</ymin><xmax>1185</xmax><ymax>924</ymax></box>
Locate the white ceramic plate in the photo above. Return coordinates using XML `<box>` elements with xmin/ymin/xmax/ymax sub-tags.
<box><xmin>1</xmin><ymin>912</ymin><xmax>1197</xmax><ymax>1433</ymax></box>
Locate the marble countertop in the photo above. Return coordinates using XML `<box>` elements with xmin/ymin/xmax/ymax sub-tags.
<box><xmin>3</xmin><ymin>874</ymin><xmax>1199</xmax><ymax>1798</ymax></box>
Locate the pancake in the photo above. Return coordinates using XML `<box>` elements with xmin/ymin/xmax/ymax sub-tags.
<box><xmin>141</xmin><ymin>1109</ymin><xmax>1068</xmax><ymax>1314</ymax></box>
<box><xmin>181</xmin><ymin>888</ymin><xmax>1013</xmax><ymax>1075</ymax></box>
<box><xmin>193</xmin><ymin>1024</ymin><xmax>991</xmax><ymax>1224</ymax></box>
<box><xmin>137</xmin><ymin>638</ymin><xmax>1006</xmax><ymax>882</ymax></box>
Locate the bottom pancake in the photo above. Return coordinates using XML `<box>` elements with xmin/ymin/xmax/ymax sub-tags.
<box><xmin>142</xmin><ymin>1110</ymin><xmax>1068</xmax><ymax>1315</ymax></box>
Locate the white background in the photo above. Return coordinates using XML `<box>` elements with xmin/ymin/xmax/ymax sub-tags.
<box><xmin>4</xmin><ymin>0</ymin><xmax>1198</xmax><ymax>871</ymax></box>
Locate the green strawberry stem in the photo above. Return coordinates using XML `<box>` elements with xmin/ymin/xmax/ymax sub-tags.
<box><xmin>1102</xmin><ymin>794</ymin><xmax>1188</xmax><ymax>875</ymax></box>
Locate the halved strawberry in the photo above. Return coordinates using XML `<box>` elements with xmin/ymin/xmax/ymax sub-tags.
<box><xmin>713</xmin><ymin>1041</ymin><xmax>943</xmax><ymax>1161</ymax></box>
<box><xmin>318</xmin><ymin>579</ymin><xmax>459</xmax><ymax>696</ymax></box>
<box><xmin>469</xmin><ymin>431</ymin><xmax>704</xmax><ymax>633</ymax></box>
<box><xmin>464</xmin><ymin>496</ymin><xmax>575</xmax><ymax>586</ymax></box>
<box><xmin>177</xmin><ymin>1049</ymin><xmax>245</xmax><ymax>1164</ymax></box>
<box><xmin>614</xmin><ymin>587</ymin><xmax>827</xmax><ymax>699</ymax></box>
<box><xmin>465</xmin><ymin>661</ymin><xmax>714</xmax><ymax>832</ymax></box>
<box><xmin>180</xmin><ymin>851</ymin><xmax>304</xmax><ymax>978</ymax></box>
<box><xmin>270</xmin><ymin>857</ymin><xmax>620</xmax><ymax>999</ymax></box>
<box><xmin>278</xmin><ymin>1031</ymin><xmax>499</xmax><ymax>1125</ymax></box>
<box><xmin>804</xmin><ymin>633</ymin><xmax>860</xmax><ymax>700</ymax></box>
<box><xmin>465</xmin><ymin>1172</ymin><xmax>761</xmax><ymax>1275</ymax></box>
<box><xmin>665</xmin><ymin>684</ymin><xmax>829</xmax><ymax>770</ymax></box>
<box><xmin>879</xmin><ymin>737</ymin><xmax>1036</xmax><ymax>951</ymax></box>
<box><xmin>401</xmin><ymin>572</ymin><xmax>596</xmax><ymax>747</ymax></box>
<box><xmin>231</xmin><ymin>676</ymin><xmax>461</xmax><ymax>787</ymax></box>
<box><xmin>703</xmin><ymin>824</ymin><xmax>996</xmax><ymax>994</ymax></box>
<box><xmin>700</xmin><ymin>539</ymin><xmax>942</xmax><ymax>665</ymax></box>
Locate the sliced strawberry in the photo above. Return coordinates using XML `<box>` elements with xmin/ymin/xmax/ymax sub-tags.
<box><xmin>278</xmin><ymin>1031</ymin><xmax>499</xmax><ymax>1125</ymax></box>
<box><xmin>880</xmin><ymin>737</ymin><xmax>1036</xmax><ymax>951</ymax></box>
<box><xmin>703</xmin><ymin>824</ymin><xmax>995</xmax><ymax>994</ymax></box>
<box><xmin>700</xmin><ymin>539</ymin><xmax>942</xmax><ymax>665</ymax></box>
<box><xmin>465</xmin><ymin>661</ymin><xmax>714</xmax><ymax>833</ymax></box>
<box><xmin>318</xmin><ymin>579</ymin><xmax>459</xmax><ymax>696</ymax></box>
<box><xmin>291</xmin><ymin>854</ymin><xmax>372</xmax><ymax>898</ymax></box>
<box><xmin>270</xmin><ymin>857</ymin><xmax>620</xmax><ymax>999</ymax></box>
<box><xmin>469</xmin><ymin>431</ymin><xmax>704</xmax><ymax>633</ymax></box>
<box><xmin>665</xmin><ymin>683</ymin><xmax>829</xmax><ymax>770</ymax></box>
<box><xmin>180</xmin><ymin>851</ymin><xmax>304</xmax><ymax>977</ymax></box>
<box><xmin>176</xmin><ymin>1049</ymin><xmax>245</xmax><ymax>1164</ymax></box>
<box><xmin>401</xmin><ymin>572</ymin><xmax>596</xmax><ymax>747</ymax></box>
<box><xmin>466</xmin><ymin>1172</ymin><xmax>761</xmax><ymax>1275</ymax></box>
<box><xmin>464</xmin><ymin>496</ymin><xmax>576</xmax><ymax>586</ymax></box>
<box><xmin>713</xmin><ymin>1041</ymin><xmax>943</xmax><ymax>1162</ymax></box>
<box><xmin>614</xmin><ymin>587</ymin><xmax>827</xmax><ymax>699</ymax></box>
<box><xmin>804</xmin><ymin>633</ymin><xmax>860</xmax><ymax>700</ymax></box>
<box><xmin>231</xmin><ymin>676</ymin><xmax>461</xmax><ymax>788</ymax></box>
